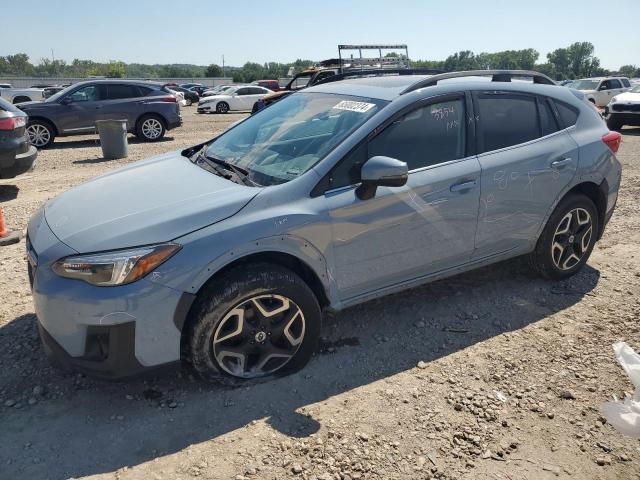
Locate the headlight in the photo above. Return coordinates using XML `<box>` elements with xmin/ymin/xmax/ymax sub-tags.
<box><xmin>611</xmin><ymin>97</ymin><xmax>618</xmax><ymax>104</ymax></box>
<box><xmin>52</xmin><ymin>243</ymin><xmax>180</xmax><ymax>286</ymax></box>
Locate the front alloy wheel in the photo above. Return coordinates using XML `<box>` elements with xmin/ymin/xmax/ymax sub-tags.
<box><xmin>185</xmin><ymin>263</ymin><xmax>321</xmax><ymax>382</ymax></box>
<box><xmin>213</xmin><ymin>294</ymin><xmax>305</xmax><ymax>378</ymax></box>
<box><xmin>551</xmin><ymin>208</ymin><xmax>593</xmax><ymax>270</ymax></box>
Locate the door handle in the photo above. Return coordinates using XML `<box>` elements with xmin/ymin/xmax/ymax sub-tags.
<box><xmin>450</xmin><ymin>180</ymin><xmax>477</xmax><ymax>193</ymax></box>
<box><xmin>550</xmin><ymin>157</ymin><xmax>572</xmax><ymax>169</ymax></box>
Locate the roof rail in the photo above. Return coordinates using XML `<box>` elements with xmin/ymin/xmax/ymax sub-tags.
<box><xmin>314</xmin><ymin>68</ymin><xmax>445</xmax><ymax>86</ymax></box>
<box><xmin>401</xmin><ymin>70</ymin><xmax>556</xmax><ymax>94</ymax></box>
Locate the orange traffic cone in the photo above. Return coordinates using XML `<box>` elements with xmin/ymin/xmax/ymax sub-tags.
<box><xmin>0</xmin><ymin>207</ymin><xmax>21</xmax><ymax>246</ymax></box>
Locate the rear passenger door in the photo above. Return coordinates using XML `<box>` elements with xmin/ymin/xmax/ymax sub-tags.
<box><xmin>472</xmin><ymin>92</ymin><xmax>579</xmax><ymax>258</ymax></box>
<box><xmin>98</xmin><ymin>84</ymin><xmax>146</xmax><ymax>129</ymax></box>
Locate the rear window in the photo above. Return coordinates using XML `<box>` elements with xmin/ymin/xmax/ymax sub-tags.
<box><xmin>477</xmin><ymin>94</ymin><xmax>539</xmax><ymax>153</ymax></box>
<box><xmin>539</xmin><ymin>99</ymin><xmax>559</xmax><ymax>136</ymax></box>
<box><xmin>621</xmin><ymin>78</ymin><xmax>631</xmax><ymax>87</ymax></box>
<box><xmin>0</xmin><ymin>97</ymin><xmax>18</xmax><ymax>112</ymax></box>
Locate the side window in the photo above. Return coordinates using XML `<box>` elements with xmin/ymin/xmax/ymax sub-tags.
<box><xmin>106</xmin><ymin>84</ymin><xmax>138</xmax><ymax>100</ymax></box>
<box><xmin>236</xmin><ymin>88</ymin><xmax>250</xmax><ymax>96</ymax></box>
<box><xmin>369</xmin><ymin>98</ymin><xmax>466</xmax><ymax>171</ymax></box>
<box><xmin>553</xmin><ymin>100</ymin><xmax>579</xmax><ymax>128</ymax></box>
<box><xmin>609</xmin><ymin>79</ymin><xmax>622</xmax><ymax>89</ymax></box>
<box><xmin>477</xmin><ymin>94</ymin><xmax>538</xmax><ymax>153</ymax></box>
<box><xmin>68</xmin><ymin>85</ymin><xmax>101</xmax><ymax>102</ymax></box>
<box><xmin>249</xmin><ymin>87</ymin><xmax>265</xmax><ymax>95</ymax></box>
<box><xmin>329</xmin><ymin>142</ymin><xmax>368</xmax><ymax>190</ymax></box>
<box><xmin>136</xmin><ymin>86</ymin><xmax>153</xmax><ymax>96</ymax></box>
<box><xmin>621</xmin><ymin>78</ymin><xmax>631</xmax><ymax>88</ymax></box>
<box><xmin>539</xmin><ymin>98</ymin><xmax>559</xmax><ymax>137</ymax></box>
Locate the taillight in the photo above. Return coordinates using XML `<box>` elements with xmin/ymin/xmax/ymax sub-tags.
<box><xmin>602</xmin><ymin>131</ymin><xmax>622</xmax><ymax>153</ymax></box>
<box><xmin>0</xmin><ymin>116</ymin><xmax>26</xmax><ymax>130</ymax></box>
<box><xmin>160</xmin><ymin>96</ymin><xmax>177</xmax><ymax>103</ymax></box>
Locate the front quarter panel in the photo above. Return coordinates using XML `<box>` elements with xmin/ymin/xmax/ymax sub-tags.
<box><xmin>147</xmin><ymin>176</ymin><xmax>338</xmax><ymax>305</ymax></box>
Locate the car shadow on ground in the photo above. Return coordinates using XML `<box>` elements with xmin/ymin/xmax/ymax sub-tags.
<box><xmin>49</xmin><ymin>135</ymin><xmax>174</xmax><ymax>151</ymax></box>
<box><xmin>621</xmin><ymin>127</ymin><xmax>640</xmax><ymax>136</ymax></box>
<box><xmin>0</xmin><ymin>258</ymin><xmax>601</xmax><ymax>478</ymax></box>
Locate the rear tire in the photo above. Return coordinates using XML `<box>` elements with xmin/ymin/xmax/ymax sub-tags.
<box><xmin>26</xmin><ymin>120</ymin><xmax>55</xmax><ymax>148</ymax></box>
<box><xmin>216</xmin><ymin>102</ymin><xmax>229</xmax><ymax>114</ymax></box>
<box><xmin>135</xmin><ymin>114</ymin><xmax>165</xmax><ymax>142</ymax></box>
<box><xmin>184</xmin><ymin>263</ymin><xmax>321</xmax><ymax>382</ymax></box>
<box><xmin>528</xmin><ymin>193</ymin><xmax>599</xmax><ymax>280</ymax></box>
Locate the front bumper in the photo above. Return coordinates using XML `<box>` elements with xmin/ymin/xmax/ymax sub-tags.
<box><xmin>27</xmin><ymin>209</ymin><xmax>195</xmax><ymax>379</ymax></box>
<box><xmin>603</xmin><ymin>107</ymin><xmax>640</xmax><ymax>126</ymax></box>
<box><xmin>197</xmin><ymin>104</ymin><xmax>212</xmax><ymax>113</ymax></box>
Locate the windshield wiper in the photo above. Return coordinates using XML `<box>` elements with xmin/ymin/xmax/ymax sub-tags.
<box><xmin>204</xmin><ymin>154</ymin><xmax>257</xmax><ymax>187</ymax></box>
<box><xmin>191</xmin><ymin>147</ymin><xmax>233</xmax><ymax>180</ymax></box>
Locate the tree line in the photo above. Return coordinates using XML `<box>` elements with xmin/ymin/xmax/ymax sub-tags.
<box><xmin>1</xmin><ymin>42</ymin><xmax>638</xmax><ymax>82</ymax></box>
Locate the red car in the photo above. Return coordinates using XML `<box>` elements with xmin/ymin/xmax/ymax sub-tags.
<box><xmin>252</xmin><ymin>80</ymin><xmax>281</xmax><ymax>91</ymax></box>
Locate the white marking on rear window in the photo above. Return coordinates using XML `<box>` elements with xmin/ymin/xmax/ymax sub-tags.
<box><xmin>332</xmin><ymin>100</ymin><xmax>376</xmax><ymax>113</ymax></box>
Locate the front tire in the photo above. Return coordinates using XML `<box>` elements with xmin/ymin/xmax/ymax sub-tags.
<box><xmin>529</xmin><ymin>193</ymin><xmax>598</xmax><ymax>280</ymax></box>
<box><xmin>136</xmin><ymin>114</ymin><xmax>166</xmax><ymax>142</ymax></box>
<box><xmin>26</xmin><ymin>120</ymin><xmax>55</xmax><ymax>148</ymax></box>
<box><xmin>184</xmin><ymin>263</ymin><xmax>321</xmax><ymax>382</ymax></box>
<box><xmin>216</xmin><ymin>102</ymin><xmax>229</xmax><ymax>114</ymax></box>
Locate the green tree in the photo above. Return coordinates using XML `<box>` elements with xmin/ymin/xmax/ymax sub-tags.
<box><xmin>106</xmin><ymin>61</ymin><xmax>126</xmax><ymax>78</ymax></box>
<box><xmin>205</xmin><ymin>63</ymin><xmax>223</xmax><ymax>77</ymax></box>
<box><xmin>619</xmin><ymin>65</ymin><xmax>639</xmax><ymax>77</ymax></box>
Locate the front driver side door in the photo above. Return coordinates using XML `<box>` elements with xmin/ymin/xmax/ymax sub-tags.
<box><xmin>322</xmin><ymin>94</ymin><xmax>482</xmax><ymax>302</ymax></box>
<box><xmin>56</xmin><ymin>84</ymin><xmax>106</xmax><ymax>133</ymax></box>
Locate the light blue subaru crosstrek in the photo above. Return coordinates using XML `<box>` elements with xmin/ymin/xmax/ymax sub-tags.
<box><xmin>27</xmin><ymin>70</ymin><xmax>622</xmax><ymax>380</ymax></box>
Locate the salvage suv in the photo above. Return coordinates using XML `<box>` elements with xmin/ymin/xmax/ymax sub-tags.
<box><xmin>18</xmin><ymin>80</ymin><xmax>182</xmax><ymax>148</ymax></box>
<box><xmin>27</xmin><ymin>70</ymin><xmax>621</xmax><ymax>381</ymax></box>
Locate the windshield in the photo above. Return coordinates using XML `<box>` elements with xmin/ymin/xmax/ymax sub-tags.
<box><xmin>204</xmin><ymin>92</ymin><xmax>387</xmax><ymax>186</ymax></box>
<box><xmin>571</xmin><ymin>79</ymin><xmax>599</xmax><ymax>91</ymax></box>
<box><xmin>45</xmin><ymin>84</ymin><xmax>76</xmax><ymax>102</ymax></box>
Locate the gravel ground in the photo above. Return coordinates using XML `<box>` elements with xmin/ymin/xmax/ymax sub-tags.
<box><xmin>0</xmin><ymin>109</ymin><xmax>639</xmax><ymax>480</ymax></box>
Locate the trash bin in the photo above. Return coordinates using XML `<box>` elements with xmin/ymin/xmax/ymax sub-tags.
<box><xmin>96</xmin><ymin>119</ymin><xmax>128</xmax><ymax>159</ymax></box>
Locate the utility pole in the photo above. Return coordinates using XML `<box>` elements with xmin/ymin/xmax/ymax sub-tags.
<box><xmin>51</xmin><ymin>49</ymin><xmax>56</xmax><ymax>76</ymax></box>
<box><xmin>222</xmin><ymin>55</ymin><xmax>225</xmax><ymax>78</ymax></box>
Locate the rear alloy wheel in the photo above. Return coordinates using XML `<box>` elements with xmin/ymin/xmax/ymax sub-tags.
<box><xmin>216</xmin><ymin>102</ymin><xmax>229</xmax><ymax>114</ymax></box>
<box><xmin>185</xmin><ymin>263</ymin><xmax>321</xmax><ymax>381</ymax></box>
<box><xmin>136</xmin><ymin>115</ymin><xmax>165</xmax><ymax>142</ymax></box>
<box><xmin>529</xmin><ymin>193</ymin><xmax>598</xmax><ymax>279</ymax></box>
<box><xmin>26</xmin><ymin>121</ymin><xmax>54</xmax><ymax>148</ymax></box>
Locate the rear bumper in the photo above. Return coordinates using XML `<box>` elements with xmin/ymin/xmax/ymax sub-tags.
<box><xmin>0</xmin><ymin>144</ymin><xmax>37</xmax><ymax>179</ymax></box>
<box><xmin>166</xmin><ymin>115</ymin><xmax>182</xmax><ymax>131</ymax></box>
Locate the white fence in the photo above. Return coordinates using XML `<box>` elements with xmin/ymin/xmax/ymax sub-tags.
<box><xmin>0</xmin><ymin>77</ymin><xmax>234</xmax><ymax>88</ymax></box>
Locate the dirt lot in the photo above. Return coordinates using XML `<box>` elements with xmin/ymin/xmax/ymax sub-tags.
<box><xmin>1</xmin><ymin>108</ymin><xmax>639</xmax><ymax>480</ymax></box>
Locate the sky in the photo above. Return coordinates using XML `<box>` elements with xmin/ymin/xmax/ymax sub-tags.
<box><xmin>2</xmin><ymin>0</ymin><xmax>639</xmax><ymax>70</ymax></box>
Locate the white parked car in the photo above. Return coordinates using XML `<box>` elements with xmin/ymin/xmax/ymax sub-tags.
<box><xmin>0</xmin><ymin>86</ymin><xmax>45</xmax><ymax>104</ymax></box>
<box><xmin>569</xmin><ymin>77</ymin><xmax>631</xmax><ymax>107</ymax></box>
<box><xmin>197</xmin><ymin>85</ymin><xmax>271</xmax><ymax>113</ymax></box>
<box><xmin>604</xmin><ymin>84</ymin><xmax>640</xmax><ymax>130</ymax></box>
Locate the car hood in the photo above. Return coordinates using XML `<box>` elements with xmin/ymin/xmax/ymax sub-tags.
<box><xmin>44</xmin><ymin>150</ymin><xmax>260</xmax><ymax>253</ymax></box>
<box><xmin>611</xmin><ymin>91</ymin><xmax>640</xmax><ymax>104</ymax></box>
<box><xmin>16</xmin><ymin>100</ymin><xmax>46</xmax><ymax>109</ymax></box>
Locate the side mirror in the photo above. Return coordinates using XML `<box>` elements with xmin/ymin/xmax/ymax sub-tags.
<box><xmin>356</xmin><ymin>156</ymin><xmax>408</xmax><ymax>200</ymax></box>
<box><xmin>60</xmin><ymin>97</ymin><xmax>72</xmax><ymax>105</ymax></box>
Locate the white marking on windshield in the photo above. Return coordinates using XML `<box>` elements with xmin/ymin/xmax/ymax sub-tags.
<box><xmin>332</xmin><ymin>100</ymin><xmax>376</xmax><ymax>113</ymax></box>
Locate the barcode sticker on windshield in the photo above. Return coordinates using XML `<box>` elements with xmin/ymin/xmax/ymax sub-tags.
<box><xmin>332</xmin><ymin>100</ymin><xmax>376</xmax><ymax>113</ymax></box>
